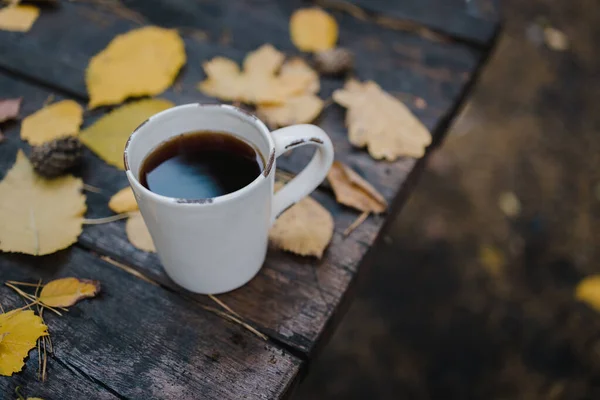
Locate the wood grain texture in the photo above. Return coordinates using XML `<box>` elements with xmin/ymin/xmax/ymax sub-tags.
<box><xmin>0</xmin><ymin>0</ymin><xmax>486</xmax><ymax>359</ymax></box>
<box><xmin>338</xmin><ymin>0</ymin><xmax>501</xmax><ymax>45</ymax></box>
<box><xmin>0</xmin><ymin>247</ymin><xmax>301</xmax><ymax>399</ymax></box>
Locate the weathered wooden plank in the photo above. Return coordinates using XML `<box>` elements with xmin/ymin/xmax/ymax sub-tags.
<box><xmin>0</xmin><ymin>247</ymin><xmax>301</xmax><ymax>399</ymax></box>
<box><xmin>0</xmin><ymin>74</ymin><xmax>375</xmax><ymax>357</ymax></box>
<box><xmin>336</xmin><ymin>0</ymin><xmax>500</xmax><ymax>45</ymax></box>
<box><xmin>0</xmin><ymin>358</ymin><xmax>119</xmax><ymax>400</ymax></box>
<box><xmin>0</xmin><ymin>0</ymin><xmax>480</xmax><ymax>201</ymax></box>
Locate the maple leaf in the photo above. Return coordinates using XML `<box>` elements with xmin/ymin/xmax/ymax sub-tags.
<box><xmin>86</xmin><ymin>26</ymin><xmax>186</xmax><ymax>108</ymax></box>
<box><xmin>0</xmin><ymin>151</ymin><xmax>86</xmax><ymax>256</ymax></box>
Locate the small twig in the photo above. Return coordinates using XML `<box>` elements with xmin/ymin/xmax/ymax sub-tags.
<box><xmin>82</xmin><ymin>183</ymin><xmax>102</xmax><ymax>193</ymax></box>
<box><xmin>83</xmin><ymin>213</ymin><xmax>130</xmax><ymax>225</ymax></box>
<box><xmin>343</xmin><ymin>211</ymin><xmax>369</xmax><ymax>236</ymax></box>
<box><xmin>208</xmin><ymin>294</ymin><xmax>242</xmax><ymax>320</ymax></box>
<box><xmin>100</xmin><ymin>256</ymin><xmax>159</xmax><ymax>286</ymax></box>
<box><xmin>201</xmin><ymin>304</ymin><xmax>268</xmax><ymax>341</ymax></box>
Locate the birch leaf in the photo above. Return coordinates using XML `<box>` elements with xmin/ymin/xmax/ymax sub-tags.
<box><xmin>86</xmin><ymin>26</ymin><xmax>186</xmax><ymax>108</ymax></box>
<box><xmin>39</xmin><ymin>277</ymin><xmax>100</xmax><ymax>308</ymax></box>
<box><xmin>0</xmin><ymin>309</ymin><xmax>48</xmax><ymax>376</ymax></box>
<box><xmin>0</xmin><ymin>5</ymin><xmax>39</xmax><ymax>32</ymax></box>
<box><xmin>0</xmin><ymin>151</ymin><xmax>86</xmax><ymax>255</ymax></box>
<box><xmin>20</xmin><ymin>100</ymin><xmax>83</xmax><ymax>145</ymax></box>
<box><xmin>126</xmin><ymin>211</ymin><xmax>155</xmax><ymax>252</ymax></box>
<box><xmin>290</xmin><ymin>8</ymin><xmax>338</xmax><ymax>52</ymax></box>
<box><xmin>109</xmin><ymin>187</ymin><xmax>138</xmax><ymax>213</ymax></box>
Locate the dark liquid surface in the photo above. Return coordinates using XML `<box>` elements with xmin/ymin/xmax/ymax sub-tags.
<box><xmin>139</xmin><ymin>131</ymin><xmax>264</xmax><ymax>199</ymax></box>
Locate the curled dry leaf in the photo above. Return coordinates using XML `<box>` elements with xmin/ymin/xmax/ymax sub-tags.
<box><xmin>269</xmin><ymin>183</ymin><xmax>333</xmax><ymax>258</ymax></box>
<box><xmin>333</xmin><ymin>80</ymin><xmax>431</xmax><ymax>160</ymax></box>
<box><xmin>20</xmin><ymin>100</ymin><xmax>83</xmax><ymax>145</ymax></box>
<box><xmin>0</xmin><ymin>309</ymin><xmax>48</xmax><ymax>376</ymax></box>
<box><xmin>290</xmin><ymin>8</ymin><xmax>338</xmax><ymax>52</ymax></box>
<box><xmin>199</xmin><ymin>44</ymin><xmax>316</xmax><ymax>105</ymax></box>
<box><xmin>0</xmin><ymin>151</ymin><xmax>86</xmax><ymax>256</ymax></box>
<box><xmin>79</xmin><ymin>98</ymin><xmax>174</xmax><ymax>169</ymax></box>
<box><xmin>109</xmin><ymin>187</ymin><xmax>138</xmax><ymax>213</ymax></box>
<box><xmin>327</xmin><ymin>161</ymin><xmax>387</xmax><ymax>213</ymax></box>
<box><xmin>39</xmin><ymin>277</ymin><xmax>101</xmax><ymax>308</ymax></box>
<box><xmin>126</xmin><ymin>211</ymin><xmax>156</xmax><ymax>252</ymax></box>
<box><xmin>86</xmin><ymin>26</ymin><xmax>186</xmax><ymax>108</ymax></box>
<box><xmin>575</xmin><ymin>275</ymin><xmax>600</xmax><ymax>312</ymax></box>
<box><xmin>0</xmin><ymin>5</ymin><xmax>39</xmax><ymax>32</ymax></box>
<box><xmin>0</xmin><ymin>98</ymin><xmax>22</xmax><ymax>123</ymax></box>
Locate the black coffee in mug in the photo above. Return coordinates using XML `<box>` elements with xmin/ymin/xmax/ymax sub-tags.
<box><xmin>139</xmin><ymin>131</ymin><xmax>264</xmax><ymax>199</ymax></box>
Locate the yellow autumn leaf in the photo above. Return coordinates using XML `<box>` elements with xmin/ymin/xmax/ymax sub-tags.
<box><xmin>109</xmin><ymin>187</ymin><xmax>138</xmax><ymax>213</ymax></box>
<box><xmin>256</xmin><ymin>58</ymin><xmax>324</xmax><ymax>128</ymax></box>
<box><xmin>290</xmin><ymin>8</ymin><xmax>338</xmax><ymax>52</ymax></box>
<box><xmin>0</xmin><ymin>5</ymin><xmax>39</xmax><ymax>32</ymax></box>
<box><xmin>86</xmin><ymin>26</ymin><xmax>186</xmax><ymax>108</ymax></box>
<box><xmin>39</xmin><ymin>277</ymin><xmax>100</xmax><ymax>308</ymax></box>
<box><xmin>0</xmin><ymin>309</ymin><xmax>48</xmax><ymax>376</ymax></box>
<box><xmin>199</xmin><ymin>44</ymin><xmax>316</xmax><ymax>105</ymax></box>
<box><xmin>79</xmin><ymin>99</ymin><xmax>174</xmax><ymax>169</ymax></box>
<box><xmin>576</xmin><ymin>275</ymin><xmax>600</xmax><ymax>312</ymax></box>
<box><xmin>269</xmin><ymin>183</ymin><xmax>333</xmax><ymax>258</ymax></box>
<box><xmin>333</xmin><ymin>80</ymin><xmax>432</xmax><ymax>160</ymax></box>
<box><xmin>327</xmin><ymin>161</ymin><xmax>387</xmax><ymax>213</ymax></box>
<box><xmin>0</xmin><ymin>151</ymin><xmax>86</xmax><ymax>256</ymax></box>
<box><xmin>20</xmin><ymin>100</ymin><xmax>83</xmax><ymax>145</ymax></box>
<box><xmin>126</xmin><ymin>211</ymin><xmax>155</xmax><ymax>252</ymax></box>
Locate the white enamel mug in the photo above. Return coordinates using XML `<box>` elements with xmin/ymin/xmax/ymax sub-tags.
<box><xmin>124</xmin><ymin>104</ymin><xmax>334</xmax><ymax>294</ymax></box>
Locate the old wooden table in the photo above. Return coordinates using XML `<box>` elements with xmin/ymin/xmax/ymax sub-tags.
<box><xmin>0</xmin><ymin>0</ymin><xmax>499</xmax><ymax>398</ymax></box>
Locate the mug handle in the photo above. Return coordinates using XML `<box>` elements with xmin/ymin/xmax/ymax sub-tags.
<box><xmin>271</xmin><ymin>124</ymin><xmax>334</xmax><ymax>223</ymax></box>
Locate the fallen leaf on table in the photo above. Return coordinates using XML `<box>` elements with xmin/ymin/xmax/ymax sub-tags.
<box><xmin>39</xmin><ymin>277</ymin><xmax>100</xmax><ymax>308</ymax></box>
<box><xmin>333</xmin><ymin>80</ymin><xmax>431</xmax><ymax>160</ymax></box>
<box><xmin>0</xmin><ymin>151</ymin><xmax>86</xmax><ymax>255</ymax></box>
<box><xmin>126</xmin><ymin>211</ymin><xmax>155</xmax><ymax>252</ymax></box>
<box><xmin>290</xmin><ymin>8</ymin><xmax>338</xmax><ymax>52</ymax></box>
<box><xmin>256</xmin><ymin>58</ymin><xmax>324</xmax><ymax>127</ymax></box>
<box><xmin>79</xmin><ymin>98</ymin><xmax>174</xmax><ymax>169</ymax></box>
<box><xmin>0</xmin><ymin>309</ymin><xmax>48</xmax><ymax>376</ymax></box>
<box><xmin>20</xmin><ymin>100</ymin><xmax>83</xmax><ymax>145</ymax></box>
<box><xmin>199</xmin><ymin>44</ymin><xmax>316</xmax><ymax>105</ymax></box>
<box><xmin>0</xmin><ymin>98</ymin><xmax>22</xmax><ymax>123</ymax></box>
<box><xmin>269</xmin><ymin>183</ymin><xmax>333</xmax><ymax>258</ymax></box>
<box><xmin>327</xmin><ymin>161</ymin><xmax>387</xmax><ymax>213</ymax></box>
<box><xmin>576</xmin><ymin>275</ymin><xmax>600</xmax><ymax>312</ymax></box>
<box><xmin>544</xmin><ymin>26</ymin><xmax>569</xmax><ymax>51</ymax></box>
<box><xmin>0</xmin><ymin>5</ymin><xmax>39</xmax><ymax>32</ymax></box>
<box><xmin>86</xmin><ymin>26</ymin><xmax>186</xmax><ymax>108</ymax></box>
<box><xmin>109</xmin><ymin>187</ymin><xmax>138</xmax><ymax>213</ymax></box>
<box><xmin>257</xmin><ymin>94</ymin><xmax>324</xmax><ymax>128</ymax></box>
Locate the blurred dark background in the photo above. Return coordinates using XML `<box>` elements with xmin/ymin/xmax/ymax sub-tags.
<box><xmin>295</xmin><ymin>0</ymin><xmax>600</xmax><ymax>398</ymax></box>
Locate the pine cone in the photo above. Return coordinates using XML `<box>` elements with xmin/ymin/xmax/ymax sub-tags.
<box><xmin>30</xmin><ymin>136</ymin><xmax>83</xmax><ymax>178</ymax></box>
<box><xmin>314</xmin><ymin>48</ymin><xmax>354</xmax><ymax>76</ymax></box>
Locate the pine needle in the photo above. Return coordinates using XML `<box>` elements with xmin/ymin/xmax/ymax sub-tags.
<box><xmin>83</xmin><ymin>183</ymin><xmax>102</xmax><ymax>193</ymax></box>
<box><xmin>5</xmin><ymin>283</ymin><xmax>63</xmax><ymax>316</ymax></box>
<box><xmin>201</xmin><ymin>304</ymin><xmax>268</xmax><ymax>341</ymax></box>
<box><xmin>83</xmin><ymin>213</ymin><xmax>130</xmax><ymax>225</ymax></box>
<box><xmin>100</xmin><ymin>256</ymin><xmax>159</xmax><ymax>286</ymax></box>
<box><xmin>208</xmin><ymin>294</ymin><xmax>242</xmax><ymax>320</ymax></box>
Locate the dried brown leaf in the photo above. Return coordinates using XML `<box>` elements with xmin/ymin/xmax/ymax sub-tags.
<box><xmin>0</xmin><ymin>98</ymin><xmax>21</xmax><ymax>123</ymax></box>
<box><xmin>327</xmin><ymin>161</ymin><xmax>386</xmax><ymax>213</ymax></box>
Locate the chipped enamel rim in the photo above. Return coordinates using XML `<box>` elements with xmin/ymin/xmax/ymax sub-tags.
<box><xmin>124</xmin><ymin>103</ymin><xmax>276</xmax><ymax>207</ymax></box>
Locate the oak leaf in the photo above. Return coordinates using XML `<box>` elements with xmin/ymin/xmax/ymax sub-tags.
<box><xmin>0</xmin><ymin>5</ymin><xmax>39</xmax><ymax>32</ymax></box>
<box><xmin>0</xmin><ymin>151</ymin><xmax>86</xmax><ymax>256</ymax></box>
<box><xmin>79</xmin><ymin>99</ymin><xmax>174</xmax><ymax>169</ymax></box>
<box><xmin>0</xmin><ymin>309</ymin><xmax>48</xmax><ymax>376</ymax></box>
<box><xmin>199</xmin><ymin>44</ymin><xmax>315</xmax><ymax>105</ymax></box>
<box><xmin>576</xmin><ymin>275</ymin><xmax>600</xmax><ymax>312</ymax></box>
<box><xmin>126</xmin><ymin>211</ymin><xmax>155</xmax><ymax>252</ymax></box>
<box><xmin>39</xmin><ymin>277</ymin><xmax>100</xmax><ymax>308</ymax></box>
<box><xmin>333</xmin><ymin>80</ymin><xmax>431</xmax><ymax>160</ymax></box>
<box><xmin>290</xmin><ymin>8</ymin><xmax>338</xmax><ymax>52</ymax></box>
<box><xmin>86</xmin><ymin>26</ymin><xmax>186</xmax><ymax>108</ymax></box>
<box><xmin>109</xmin><ymin>187</ymin><xmax>138</xmax><ymax>213</ymax></box>
<box><xmin>20</xmin><ymin>100</ymin><xmax>83</xmax><ymax>145</ymax></box>
<box><xmin>327</xmin><ymin>161</ymin><xmax>387</xmax><ymax>213</ymax></box>
<box><xmin>269</xmin><ymin>183</ymin><xmax>333</xmax><ymax>258</ymax></box>
<box><xmin>0</xmin><ymin>98</ymin><xmax>22</xmax><ymax>123</ymax></box>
